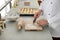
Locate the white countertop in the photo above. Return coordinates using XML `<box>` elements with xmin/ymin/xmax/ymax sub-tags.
<box><xmin>0</xmin><ymin>16</ymin><xmax>53</xmax><ymax>40</ymax></box>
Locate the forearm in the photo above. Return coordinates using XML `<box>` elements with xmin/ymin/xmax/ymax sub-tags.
<box><xmin>38</xmin><ymin>9</ymin><xmax>43</xmax><ymax>13</ymax></box>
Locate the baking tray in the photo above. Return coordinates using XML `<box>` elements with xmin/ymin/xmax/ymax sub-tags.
<box><xmin>18</xmin><ymin>8</ymin><xmax>38</xmax><ymax>16</ymax></box>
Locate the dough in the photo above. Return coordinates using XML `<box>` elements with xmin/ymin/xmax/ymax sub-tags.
<box><xmin>18</xmin><ymin>18</ymin><xmax>24</xmax><ymax>30</ymax></box>
<box><xmin>25</xmin><ymin>21</ymin><xmax>43</xmax><ymax>31</ymax></box>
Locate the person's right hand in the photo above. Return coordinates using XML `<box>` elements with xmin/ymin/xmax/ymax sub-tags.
<box><xmin>34</xmin><ymin>9</ymin><xmax>42</xmax><ymax>22</ymax></box>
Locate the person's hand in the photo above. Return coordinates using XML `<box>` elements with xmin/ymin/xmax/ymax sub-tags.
<box><xmin>34</xmin><ymin>9</ymin><xmax>42</xmax><ymax>19</ymax></box>
<box><xmin>33</xmin><ymin>9</ymin><xmax>42</xmax><ymax>23</ymax></box>
<box><xmin>37</xmin><ymin>19</ymin><xmax>48</xmax><ymax>26</ymax></box>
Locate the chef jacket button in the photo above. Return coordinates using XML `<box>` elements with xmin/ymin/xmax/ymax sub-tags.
<box><xmin>51</xmin><ymin>2</ymin><xmax>53</xmax><ymax>4</ymax></box>
<box><xmin>43</xmin><ymin>0</ymin><xmax>44</xmax><ymax>1</ymax></box>
<box><xmin>48</xmin><ymin>14</ymin><xmax>50</xmax><ymax>15</ymax></box>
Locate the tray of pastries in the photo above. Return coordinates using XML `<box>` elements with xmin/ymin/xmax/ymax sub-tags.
<box><xmin>19</xmin><ymin>8</ymin><xmax>38</xmax><ymax>14</ymax></box>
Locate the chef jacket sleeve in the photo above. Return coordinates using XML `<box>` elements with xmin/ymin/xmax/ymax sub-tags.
<box><xmin>36</xmin><ymin>1</ymin><xmax>47</xmax><ymax>22</ymax></box>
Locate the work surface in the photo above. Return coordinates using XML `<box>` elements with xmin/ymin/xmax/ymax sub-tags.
<box><xmin>0</xmin><ymin>17</ymin><xmax>53</xmax><ymax>40</ymax></box>
<box><xmin>0</xmin><ymin>0</ymin><xmax>52</xmax><ymax>39</ymax></box>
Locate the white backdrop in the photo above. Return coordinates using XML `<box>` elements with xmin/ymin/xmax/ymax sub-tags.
<box><xmin>0</xmin><ymin>0</ymin><xmax>14</xmax><ymax>18</ymax></box>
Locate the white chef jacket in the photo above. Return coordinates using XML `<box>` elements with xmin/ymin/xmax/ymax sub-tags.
<box><xmin>39</xmin><ymin>0</ymin><xmax>60</xmax><ymax>37</ymax></box>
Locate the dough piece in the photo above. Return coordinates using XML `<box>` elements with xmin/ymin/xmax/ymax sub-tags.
<box><xmin>21</xmin><ymin>8</ymin><xmax>24</xmax><ymax>13</ymax></box>
<box><xmin>27</xmin><ymin>8</ymin><xmax>30</xmax><ymax>13</ymax></box>
<box><xmin>20</xmin><ymin>8</ymin><xmax>22</xmax><ymax>13</ymax></box>
<box><xmin>25</xmin><ymin>24</ymin><xmax>43</xmax><ymax>31</ymax></box>
<box><xmin>18</xmin><ymin>18</ymin><xmax>24</xmax><ymax>30</ymax></box>
<box><xmin>24</xmin><ymin>8</ymin><xmax>26</xmax><ymax>13</ymax></box>
<box><xmin>30</xmin><ymin>8</ymin><xmax>33</xmax><ymax>13</ymax></box>
<box><xmin>25</xmin><ymin>21</ymin><xmax>43</xmax><ymax>31</ymax></box>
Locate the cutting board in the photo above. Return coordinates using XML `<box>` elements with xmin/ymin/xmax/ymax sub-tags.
<box><xmin>25</xmin><ymin>21</ymin><xmax>43</xmax><ymax>31</ymax></box>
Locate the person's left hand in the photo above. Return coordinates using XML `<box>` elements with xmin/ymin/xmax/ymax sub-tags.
<box><xmin>37</xmin><ymin>19</ymin><xmax>48</xmax><ymax>26</ymax></box>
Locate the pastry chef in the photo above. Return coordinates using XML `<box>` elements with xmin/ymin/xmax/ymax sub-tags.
<box><xmin>33</xmin><ymin>0</ymin><xmax>60</xmax><ymax>40</ymax></box>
